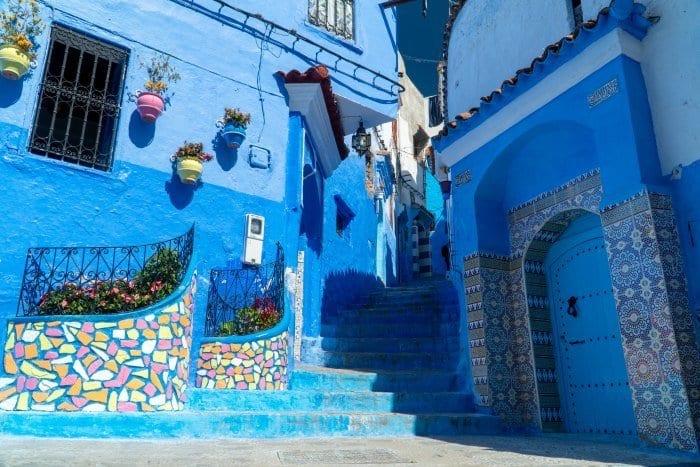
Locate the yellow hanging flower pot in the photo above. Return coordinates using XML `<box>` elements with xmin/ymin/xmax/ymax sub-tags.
<box><xmin>172</xmin><ymin>142</ymin><xmax>213</xmax><ymax>184</ymax></box>
<box><xmin>176</xmin><ymin>158</ymin><xmax>204</xmax><ymax>185</ymax></box>
<box><xmin>0</xmin><ymin>44</ymin><xmax>31</xmax><ymax>80</ymax></box>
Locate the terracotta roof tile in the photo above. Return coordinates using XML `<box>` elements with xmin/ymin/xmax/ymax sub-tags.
<box><xmin>276</xmin><ymin>65</ymin><xmax>349</xmax><ymax>159</ymax></box>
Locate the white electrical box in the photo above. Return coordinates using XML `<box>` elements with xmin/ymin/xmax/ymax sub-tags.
<box><xmin>243</xmin><ymin>214</ymin><xmax>265</xmax><ymax>265</ymax></box>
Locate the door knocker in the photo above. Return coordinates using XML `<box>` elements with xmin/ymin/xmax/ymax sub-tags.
<box><xmin>567</xmin><ymin>296</ymin><xmax>578</xmax><ymax>318</ymax></box>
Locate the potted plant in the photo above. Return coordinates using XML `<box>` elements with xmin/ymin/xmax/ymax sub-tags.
<box><xmin>171</xmin><ymin>141</ymin><xmax>213</xmax><ymax>184</ymax></box>
<box><xmin>219</xmin><ymin>107</ymin><xmax>251</xmax><ymax>149</ymax></box>
<box><xmin>136</xmin><ymin>54</ymin><xmax>180</xmax><ymax>122</ymax></box>
<box><xmin>0</xmin><ymin>0</ymin><xmax>44</xmax><ymax>80</ymax></box>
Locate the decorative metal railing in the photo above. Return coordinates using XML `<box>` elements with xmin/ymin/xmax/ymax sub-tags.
<box><xmin>17</xmin><ymin>226</ymin><xmax>195</xmax><ymax>316</ymax></box>
<box><xmin>205</xmin><ymin>244</ymin><xmax>284</xmax><ymax>337</ymax></box>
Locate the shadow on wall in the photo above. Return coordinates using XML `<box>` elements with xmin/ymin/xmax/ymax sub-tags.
<box><xmin>321</xmin><ymin>269</ymin><xmax>384</xmax><ymax>321</ymax></box>
<box><xmin>128</xmin><ymin>110</ymin><xmax>155</xmax><ymax>148</ymax></box>
<box><xmin>165</xmin><ymin>172</ymin><xmax>200</xmax><ymax>209</ymax></box>
<box><xmin>212</xmin><ymin>133</ymin><xmax>238</xmax><ymax>172</ymax></box>
<box><xmin>0</xmin><ymin>79</ymin><xmax>22</xmax><ymax>108</ymax></box>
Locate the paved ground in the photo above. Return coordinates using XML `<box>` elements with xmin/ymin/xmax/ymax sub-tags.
<box><xmin>0</xmin><ymin>434</ymin><xmax>698</xmax><ymax>466</ymax></box>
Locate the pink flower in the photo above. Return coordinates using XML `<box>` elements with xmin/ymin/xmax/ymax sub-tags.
<box><xmin>60</xmin><ymin>300</ymin><xmax>68</xmax><ymax>308</ymax></box>
<box><xmin>112</xmin><ymin>287</ymin><xmax>119</xmax><ymax>294</ymax></box>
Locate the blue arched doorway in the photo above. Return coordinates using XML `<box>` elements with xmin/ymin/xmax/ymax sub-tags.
<box><xmin>525</xmin><ymin>210</ymin><xmax>636</xmax><ymax>434</ymax></box>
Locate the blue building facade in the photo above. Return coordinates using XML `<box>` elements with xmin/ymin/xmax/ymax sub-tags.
<box><xmin>0</xmin><ymin>0</ymin><xmax>400</xmax><ymax>412</ymax></box>
<box><xmin>436</xmin><ymin>0</ymin><xmax>700</xmax><ymax>453</ymax></box>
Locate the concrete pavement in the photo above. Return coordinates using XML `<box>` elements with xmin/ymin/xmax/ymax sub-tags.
<box><xmin>0</xmin><ymin>434</ymin><xmax>698</xmax><ymax>466</ymax></box>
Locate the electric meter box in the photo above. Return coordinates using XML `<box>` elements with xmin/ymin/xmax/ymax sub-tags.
<box><xmin>243</xmin><ymin>214</ymin><xmax>264</xmax><ymax>265</ymax></box>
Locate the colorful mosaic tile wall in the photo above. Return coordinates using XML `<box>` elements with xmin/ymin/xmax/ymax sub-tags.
<box><xmin>602</xmin><ymin>191</ymin><xmax>700</xmax><ymax>452</ymax></box>
<box><xmin>464</xmin><ymin>171</ymin><xmax>603</xmax><ymax>431</ymax></box>
<box><xmin>0</xmin><ymin>274</ymin><xmax>196</xmax><ymax>413</ymax></box>
<box><xmin>195</xmin><ymin>332</ymin><xmax>288</xmax><ymax>390</ymax></box>
<box><xmin>463</xmin><ymin>169</ymin><xmax>700</xmax><ymax>451</ymax></box>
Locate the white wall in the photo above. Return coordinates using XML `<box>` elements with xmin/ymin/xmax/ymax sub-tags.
<box><xmin>445</xmin><ymin>0</ymin><xmax>572</xmax><ymax>121</ymax></box>
<box><xmin>583</xmin><ymin>0</ymin><xmax>700</xmax><ymax>172</ymax></box>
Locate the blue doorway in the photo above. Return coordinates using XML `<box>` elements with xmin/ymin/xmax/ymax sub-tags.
<box><xmin>544</xmin><ymin>213</ymin><xmax>637</xmax><ymax>435</ymax></box>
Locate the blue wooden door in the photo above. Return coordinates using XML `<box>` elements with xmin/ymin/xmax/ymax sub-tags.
<box><xmin>545</xmin><ymin>214</ymin><xmax>637</xmax><ymax>435</ymax></box>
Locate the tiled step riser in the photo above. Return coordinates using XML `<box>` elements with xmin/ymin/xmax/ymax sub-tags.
<box><xmin>187</xmin><ymin>390</ymin><xmax>474</xmax><ymax>414</ymax></box>
<box><xmin>302</xmin><ymin>351</ymin><xmax>458</xmax><ymax>371</ymax></box>
<box><xmin>321</xmin><ymin>323</ymin><xmax>459</xmax><ymax>338</ymax></box>
<box><xmin>0</xmin><ymin>412</ymin><xmax>501</xmax><ymax>438</ymax></box>
<box><xmin>303</xmin><ymin>337</ymin><xmax>460</xmax><ymax>354</ymax></box>
<box><xmin>290</xmin><ymin>371</ymin><xmax>459</xmax><ymax>393</ymax></box>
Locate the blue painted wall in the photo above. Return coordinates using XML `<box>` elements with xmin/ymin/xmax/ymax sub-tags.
<box><xmin>441</xmin><ymin>53</ymin><xmax>700</xmax><ymax>358</ymax></box>
<box><xmin>0</xmin><ymin>0</ymin><xmax>398</xmax><ymax>372</ymax></box>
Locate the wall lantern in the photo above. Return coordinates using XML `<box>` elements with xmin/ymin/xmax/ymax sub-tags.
<box><xmin>351</xmin><ymin>119</ymin><xmax>371</xmax><ymax>155</ymax></box>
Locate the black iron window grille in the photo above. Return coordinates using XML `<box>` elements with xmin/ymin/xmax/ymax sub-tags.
<box><xmin>17</xmin><ymin>226</ymin><xmax>194</xmax><ymax>316</ymax></box>
<box><xmin>308</xmin><ymin>0</ymin><xmax>354</xmax><ymax>40</ymax></box>
<box><xmin>29</xmin><ymin>25</ymin><xmax>129</xmax><ymax>171</ymax></box>
<box><xmin>205</xmin><ymin>244</ymin><xmax>285</xmax><ymax>337</ymax></box>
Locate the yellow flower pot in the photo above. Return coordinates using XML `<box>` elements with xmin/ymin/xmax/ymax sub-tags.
<box><xmin>176</xmin><ymin>158</ymin><xmax>203</xmax><ymax>184</ymax></box>
<box><xmin>0</xmin><ymin>45</ymin><xmax>31</xmax><ymax>80</ymax></box>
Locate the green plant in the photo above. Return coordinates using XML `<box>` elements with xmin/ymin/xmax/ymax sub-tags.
<box><xmin>141</xmin><ymin>53</ymin><xmax>180</xmax><ymax>96</ymax></box>
<box><xmin>37</xmin><ymin>247</ymin><xmax>182</xmax><ymax>316</ymax></box>
<box><xmin>0</xmin><ymin>0</ymin><xmax>44</xmax><ymax>60</ymax></box>
<box><xmin>222</xmin><ymin>107</ymin><xmax>251</xmax><ymax>128</ymax></box>
<box><xmin>218</xmin><ymin>297</ymin><xmax>280</xmax><ymax>336</ymax></box>
<box><xmin>171</xmin><ymin>141</ymin><xmax>213</xmax><ymax>163</ymax></box>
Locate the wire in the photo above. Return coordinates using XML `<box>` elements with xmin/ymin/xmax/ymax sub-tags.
<box><xmin>255</xmin><ymin>25</ymin><xmax>273</xmax><ymax>143</ymax></box>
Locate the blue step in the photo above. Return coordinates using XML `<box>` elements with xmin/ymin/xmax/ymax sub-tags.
<box><xmin>0</xmin><ymin>411</ymin><xmax>501</xmax><ymax>438</ymax></box>
<box><xmin>290</xmin><ymin>366</ymin><xmax>461</xmax><ymax>392</ymax></box>
<box><xmin>332</xmin><ymin>309</ymin><xmax>460</xmax><ymax>324</ymax></box>
<box><xmin>187</xmin><ymin>389</ymin><xmax>474</xmax><ymax>414</ymax></box>
<box><xmin>302</xmin><ymin>336</ymin><xmax>461</xmax><ymax>353</ymax></box>
<box><xmin>301</xmin><ymin>350</ymin><xmax>458</xmax><ymax>371</ymax></box>
<box><xmin>320</xmin><ymin>322</ymin><xmax>459</xmax><ymax>338</ymax></box>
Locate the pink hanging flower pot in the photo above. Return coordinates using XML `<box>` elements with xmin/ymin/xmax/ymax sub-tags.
<box><xmin>136</xmin><ymin>91</ymin><xmax>165</xmax><ymax>122</ymax></box>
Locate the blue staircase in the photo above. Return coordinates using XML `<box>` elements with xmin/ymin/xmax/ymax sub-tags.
<box><xmin>184</xmin><ymin>279</ymin><xmax>501</xmax><ymax>437</ymax></box>
<box><xmin>0</xmin><ymin>280</ymin><xmax>500</xmax><ymax>439</ymax></box>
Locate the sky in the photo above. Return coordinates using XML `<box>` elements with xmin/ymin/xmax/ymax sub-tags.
<box><xmin>396</xmin><ymin>0</ymin><xmax>451</xmax><ymax>97</ymax></box>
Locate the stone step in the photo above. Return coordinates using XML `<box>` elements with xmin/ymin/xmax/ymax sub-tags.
<box><xmin>321</xmin><ymin>322</ymin><xmax>459</xmax><ymax>338</ymax></box>
<box><xmin>302</xmin><ymin>350</ymin><xmax>458</xmax><ymax>371</ymax></box>
<box><xmin>187</xmin><ymin>389</ymin><xmax>474</xmax><ymax>414</ymax></box>
<box><xmin>0</xmin><ymin>411</ymin><xmax>501</xmax><ymax>438</ymax></box>
<box><xmin>290</xmin><ymin>366</ymin><xmax>461</xmax><ymax>392</ymax></box>
<box><xmin>333</xmin><ymin>308</ymin><xmax>459</xmax><ymax>324</ymax></box>
<box><xmin>302</xmin><ymin>336</ymin><xmax>461</xmax><ymax>353</ymax></box>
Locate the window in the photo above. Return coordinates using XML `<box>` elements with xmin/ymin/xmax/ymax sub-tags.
<box><xmin>308</xmin><ymin>0</ymin><xmax>354</xmax><ymax>40</ymax></box>
<box><xmin>29</xmin><ymin>25</ymin><xmax>129</xmax><ymax>171</ymax></box>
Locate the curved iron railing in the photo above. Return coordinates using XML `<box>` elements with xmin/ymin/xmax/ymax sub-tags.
<box><xmin>17</xmin><ymin>226</ymin><xmax>195</xmax><ymax>316</ymax></box>
<box><xmin>205</xmin><ymin>244</ymin><xmax>284</xmax><ymax>337</ymax></box>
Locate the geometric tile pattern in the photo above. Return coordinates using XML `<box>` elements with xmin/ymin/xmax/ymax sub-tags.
<box><xmin>464</xmin><ymin>170</ymin><xmax>700</xmax><ymax>452</ymax></box>
<box><xmin>602</xmin><ymin>191</ymin><xmax>700</xmax><ymax>452</ymax></box>
<box><xmin>0</xmin><ymin>273</ymin><xmax>196</xmax><ymax>412</ymax></box>
<box><xmin>464</xmin><ymin>254</ymin><xmax>539</xmax><ymax>430</ymax></box>
<box><xmin>195</xmin><ymin>332</ymin><xmax>288</xmax><ymax>390</ymax></box>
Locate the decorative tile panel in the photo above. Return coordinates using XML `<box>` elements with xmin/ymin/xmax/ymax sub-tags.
<box><xmin>195</xmin><ymin>332</ymin><xmax>288</xmax><ymax>390</ymax></box>
<box><xmin>0</xmin><ymin>273</ymin><xmax>196</xmax><ymax>413</ymax></box>
<box><xmin>603</xmin><ymin>191</ymin><xmax>700</xmax><ymax>452</ymax></box>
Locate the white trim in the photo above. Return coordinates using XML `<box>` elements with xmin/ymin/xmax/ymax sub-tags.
<box><xmin>285</xmin><ymin>82</ymin><xmax>342</xmax><ymax>176</ymax></box>
<box><xmin>437</xmin><ymin>28</ymin><xmax>643</xmax><ymax>167</ymax></box>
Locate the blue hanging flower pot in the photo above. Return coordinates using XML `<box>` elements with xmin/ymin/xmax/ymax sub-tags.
<box><xmin>222</xmin><ymin>122</ymin><xmax>247</xmax><ymax>149</ymax></box>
